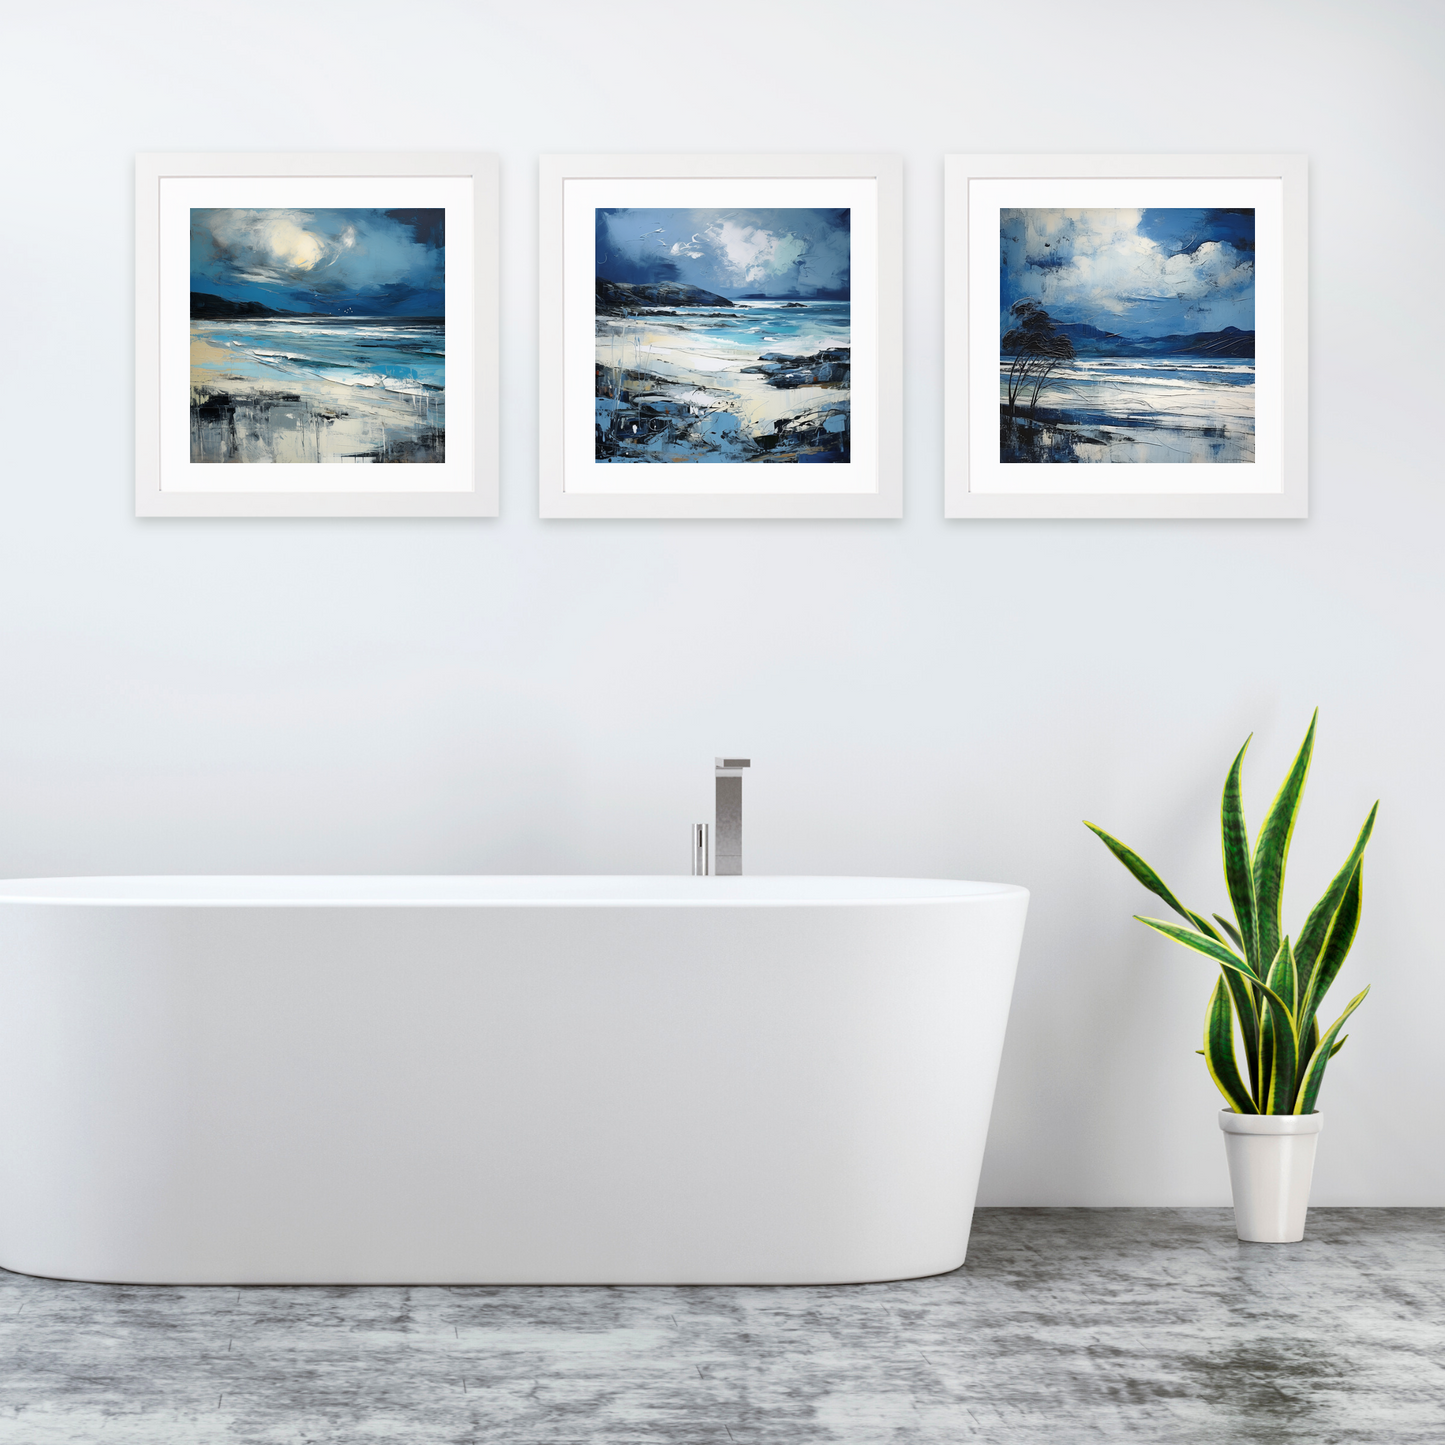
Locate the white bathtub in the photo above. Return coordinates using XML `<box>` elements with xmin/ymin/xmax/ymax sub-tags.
<box><xmin>0</xmin><ymin>875</ymin><xmax>1028</xmax><ymax>1286</ymax></box>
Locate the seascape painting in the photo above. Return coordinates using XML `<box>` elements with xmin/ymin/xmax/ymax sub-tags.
<box><xmin>594</xmin><ymin>207</ymin><xmax>851</xmax><ymax>464</ymax></box>
<box><xmin>189</xmin><ymin>208</ymin><xmax>445</xmax><ymax>464</ymax></box>
<box><xmin>1000</xmin><ymin>208</ymin><xmax>1255</xmax><ymax>464</ymax></box>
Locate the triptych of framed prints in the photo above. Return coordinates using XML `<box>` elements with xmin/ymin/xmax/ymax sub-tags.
<box><xmin>135</xmin><ymin>151</ymin><xmax>1307</xmax><ymax>520</ymax></box>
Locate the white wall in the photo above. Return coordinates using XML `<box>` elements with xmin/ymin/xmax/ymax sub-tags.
<box><xmin>2</xmin><ymin>0</ymin><xmax>1440</xmax><ymax>1206</ymax></box>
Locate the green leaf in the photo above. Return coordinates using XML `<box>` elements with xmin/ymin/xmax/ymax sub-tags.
<box><xmin>1298</xmin><ymin>823</ymin><xmax>1373</xmax><ymax>1034</ymax></box>
<box><xmin>1261</xmin><ymin>939</ymin><xmax>1300</xmax><ymax>1112</ymax></box>
<box><xmin>1221</xmin><ymin>736</ymin><xmax>1259</xmax><ymax>972</ymax></box>
<box><xmin>1137</xmin><ymin>916</ymin><xmax>1302</xmax><ymax>1114</ymax></box>
<box><xmin>1265</xmin><ymin>937</ymin><xmax>1300</xmax><ymax>1018</ymax></box>
<box><xmin>1133</xmin><ymin>916</ymin><xmax>1260</xmax><ymax>981</ymax></box>
<box><xmin>1255</xmin><ymin>939</ymin><xmax>1284</xmax><ymax>1108</ymax></box>
<box><xmin>1187</xmin><ymin>910</ymin><xmax>1228</xmax><ymax>945</ymax></box>
<box><xmin>1085</xmin><ymin>822</ymin><xmax>1199</xmax><ymax>927</ymax></box>
<box><xmin>1135</xmin><ymin>913</ymin><xmax>1295</xmax><ymax>1113</ymax></box>
<box><xmin>1252</xmin><ymin>711</ymin><xmax>1317</xmax><ymax>974</ymax></box>
<box><xmin>1204</xmin><ymin>975</ymin><xmax>1257</xmax><ymax>1113</ymax></box>
<box><xmin>1213</xmin><ymin>914</ymin><xmax>1244</xmax><ymax>951</ymax></box>
<box><xmin>1217</xmin><ymin>961</ymin><xmax>1262</xmax><ymax>1106</ymax></box>
<box><xmin>1328</xmin><ymin>1034</ymin><xmax>1348</xmax><ymax>1058</ymax></box>
<box><xmin>1261</xmin><ymin>1009</ymin><xmax>1299</xmax><ymax>1114</ymax></box>
<box><xmin>1295</xmin><ymin>987</ymin><xmax>1370</xmax><ymax>1114</ymax></box>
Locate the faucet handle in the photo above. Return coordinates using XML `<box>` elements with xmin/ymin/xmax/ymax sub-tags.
<box><xmin>715</xmin><ymin>758</ymin><xmax>751</xmax><ymax>775</ymax></box>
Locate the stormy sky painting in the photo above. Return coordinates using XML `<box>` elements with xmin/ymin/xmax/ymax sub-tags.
<box><xmin>999</xmin><ymin>207</ymin><xmax>1256</xmax><ymax>465</ymax></box>
<box><xmin>191</xmin><ymin>208</ymin><xmax>445</xmax><ymax>317</ymax></box>
<box><xmin>188</xmin><ymin>207</ymin><xmax>446</xmax><ymax>465</ymax></box>
<box><xmin>594</xmin><ymin>208</ymin><xmax>852</xmax><ymax>464</ymax></box>
<box><xmin>596</xmin><ymin>207</ymin><xmax>851</xmax><ymax>300</ymax></box>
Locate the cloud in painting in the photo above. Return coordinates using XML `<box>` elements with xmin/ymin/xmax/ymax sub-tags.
<box><xmin>191</xmin><ymin>208</ymin><xmax>445</xmax><ymax>315</ymax></box>
<box><xmin>597</xmin><ymin>208</ymin><xmax>850</xmax><ymax>297</ymax></box>
<box><xmin>1000</xmin><ymin>208</ymin><xmax>1254</xmax><ymax>336</ymax></box>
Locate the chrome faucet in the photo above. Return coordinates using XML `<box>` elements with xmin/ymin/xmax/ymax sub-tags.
<box><xmin>714</xmin><ymin>758</ymin><xmax>750</xmax><ymax>875</ymax></box>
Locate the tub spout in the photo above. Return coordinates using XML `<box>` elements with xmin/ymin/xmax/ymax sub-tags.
<box><xmin>714</xmin><ymin>758</ymin><xmax>750</xmax><ymax>876</ymax></box>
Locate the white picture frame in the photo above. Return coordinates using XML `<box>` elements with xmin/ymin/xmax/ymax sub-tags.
<box><xmin>539</xmin><ymin>153</ymin><xmax>903</xmax><ymax>519</ymax></box>
<box><xmin>943</xmin><ymin>154</ymin><xmax>1308</xmax><ymax>519</ymax></box>
<box><xmin>136</xmin><ymin>152</ymin><xmax>499</xmax><ymax>518</ymax></box>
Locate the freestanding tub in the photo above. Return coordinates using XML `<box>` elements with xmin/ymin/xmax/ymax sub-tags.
<box><xmin>0</xmin><ymin>875</ymin><xmax>1028</xmax><ymax>1286</ymax></box>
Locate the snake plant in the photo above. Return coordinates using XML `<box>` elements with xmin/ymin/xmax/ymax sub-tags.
<box><xmin>1085</xmin><ymin>712</ymin><xmax>1375</xmax><ymax>1114</ymax></box>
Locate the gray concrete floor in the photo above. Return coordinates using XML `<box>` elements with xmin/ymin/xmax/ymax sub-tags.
<box><xmin>0</xmin><ymin>1209</ymin><xmax>1440</xmax><ymax>1443</ymax></box>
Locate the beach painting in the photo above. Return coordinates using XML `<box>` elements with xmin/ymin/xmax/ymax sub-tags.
<box><xmin>189</xmin><ymin>208</ymin><xmax>446</xmax><ymax>464</ymax></box>
<box><xmin>1000</xmin><ymin>208</ymin><xmax>1256</xmax><ymax>464</ymax></box>
<box><xmin>594</xmin><ymin>207</ymin><xmax>851</xmax><ymax>464</ymax></box>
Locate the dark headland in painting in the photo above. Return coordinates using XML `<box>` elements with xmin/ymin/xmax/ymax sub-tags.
<box><xmin>1057</xmin><ymin>322</ymin><xmax>1255</xmax><ymax>359</ymax></box>
<box><xmin>595</xmin><ymin>280</ymin><xmax>734</xmax><ymax>314</ymax></box>
<box><xmin>191</xmin><ymin>292</ymin><xmax>444</xmax><ymax>323</ymax></box>
<box><xmin>191</xmin><ymin>292</ymin><xmax>289</xmax><ymax>320</ymax></box>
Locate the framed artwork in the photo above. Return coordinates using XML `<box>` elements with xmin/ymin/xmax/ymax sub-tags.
<box><xmin>538</xmin><ymin>153</ymin><xmax>902</xmax><ymax>519</ymax></box>
<box><xmin>135</xmin><ymin>152</ymin><xmax>499</xmax><ymax>518</ymax></box>
<box><xmin>944</xmin><ymin>154</ymin><xmax>1307</xmax><ymax>519</ymax></box>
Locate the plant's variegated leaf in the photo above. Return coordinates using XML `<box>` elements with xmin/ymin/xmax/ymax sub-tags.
<box><xmin>1265</xmin><ymin>937</ymin><xmax>1299</xmax><ymax>1018</ymax></box>
<box><xmin>1213</xmin><ymin>914</ymin><xmax>1245</xmax><ymax>952</ymax></box>
<box><xmin>1134</xmin><ymin>918</ymin><xmax>1298</xmax><ymax>1112</ymax></box>
<box><xmin>1300</xmin><ymin>856</ymin><xmax>1368</xmax><ymax>1040</ymax></box>
<box><xmin>1261</xmin><ymin>983</ymin><xmax>1299</xmax><ymax>1114</ymax></box>
<box><xmin>1259</xmin><ymin>1004</ymin><xmax>1276</xmax><ymax>1115</ymax></box>
<box><xmin>1218</xmin><ymin>962</ymin><xmax>1261</xmax><ymax>1105</ymax></box>
<box><xmin>1252</xmin><ymin>711</ymin><xmax>1317</xmax><ymax>973</ymax></box>
<box><xmin>1260</xmin><ymin>938</ymin><xmax>1294</xmax><ymax>1108</ymax></box>
<box><xmin>1134</xmin><ymin>916</ymin><xmax>1259</xmax><ymax>980</ymax></box>
<box><xmin>1084</xmin><ymin>823</ymin><xmax>1199</xmax><ymax>928</ymax></box>
<box><xmin>1205</xmin><ymin>975</ymin><xmax>1257</xmax><ymax>1114</ymax></box>
<box><xmin>1295</xmin><ymin>988</ymin><xmax>1370</xmax><ymax>1114</ymax></box>
<box><xmin>1221</xmin><ymin>736</ymin><xmax>1259</xmax><ymax>971</ymax></box>
<box><xmin>1328</xmin><ymin>1034</ymin><xmax>1348</xmax><ymax>1058</ymax></box>
<box><xmin>1297</xmin><ymin>808</ymin><xmax>1376</xmax><ymax>981</ymax></box>
<box><xmin>1187</xmin><ymin>910</ymin><xmax>1227</xmax><ymax>944</ymax></box>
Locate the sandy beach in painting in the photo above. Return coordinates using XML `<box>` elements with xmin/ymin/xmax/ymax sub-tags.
<box><xmin>189</xmin><ymin>316</ymin><xmax>444</xmax><ymax>464</ymax></box>
<box><xmin>998</xmin><ymin>357</ymin><xmax>1255</xmax><ymax>465</ymax></box>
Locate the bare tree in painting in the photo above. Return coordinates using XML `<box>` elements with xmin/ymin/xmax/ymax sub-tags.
<box><xmin>1002</xmin><ymin>301</ymin><xmax>1076</xmax><ymax>420</ymax></box>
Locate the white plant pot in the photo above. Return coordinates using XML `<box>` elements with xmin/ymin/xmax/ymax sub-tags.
<box><xmin>1219</xmin><ymin>1110</ymin><xmax>1323</xmax><ymax>1242</ymax></box>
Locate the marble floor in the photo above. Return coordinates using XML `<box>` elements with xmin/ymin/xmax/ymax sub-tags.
<box><xmin>0</xmin><ymin>1209</ymin><xmax>1440</xmax><ymax>1444</ymax></box>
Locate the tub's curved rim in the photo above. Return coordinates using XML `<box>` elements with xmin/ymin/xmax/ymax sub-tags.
<box><xmin>0</xmin><ymin>875</ymin><xmax>1030</xmax><ymax>908</ymax></box>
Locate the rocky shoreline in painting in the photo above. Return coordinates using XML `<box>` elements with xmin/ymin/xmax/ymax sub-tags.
<box><xmin>595</xmin><ymin>341</ymin><xmax>850</xmax><ymax>463</ymax></box>
<box><xmin>593</xmin><ymin>206</ymin><xmax>853</xmax><ymax>464</ymax></box>
<box><xmin>596</xmin><ymin>353</ymin><xmax>849</xmax><ymax>463</ymax></box>
<box><xmin>593</xmin><ymin>294</ymin><xmax>851</xmax><ymax>464</ymax></box>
